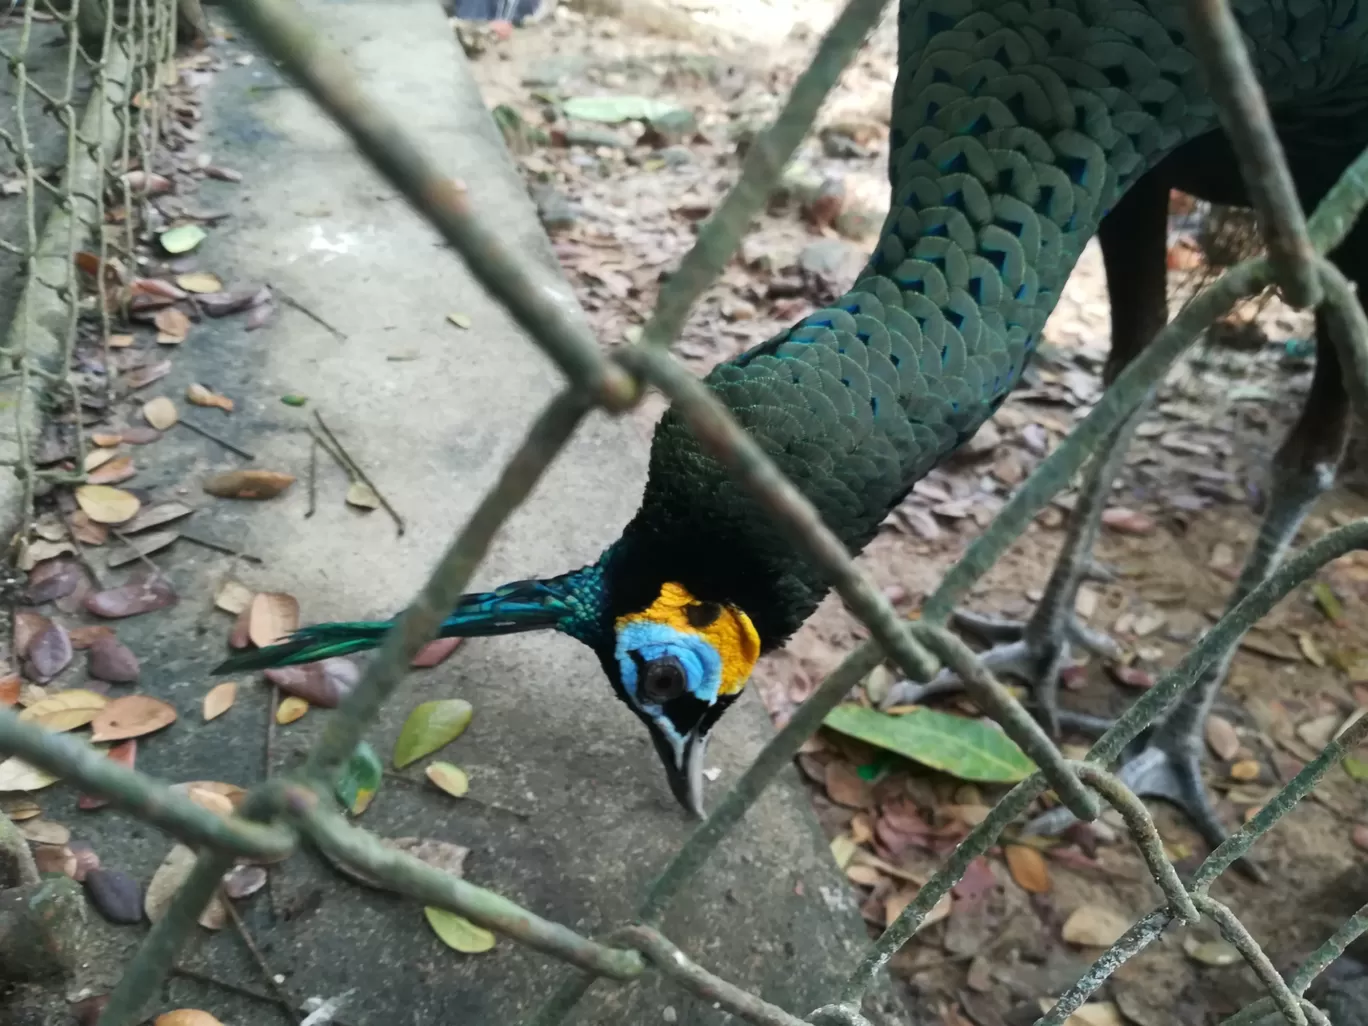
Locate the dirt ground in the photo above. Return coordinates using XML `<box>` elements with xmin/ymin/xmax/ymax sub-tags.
<box><xmin>457</xmin><ymin>2</ymin><xmax>1368</xmax><ymax>1023</ymax></box>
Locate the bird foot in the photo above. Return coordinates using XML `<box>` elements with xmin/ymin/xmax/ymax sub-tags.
<box><xmin>880</xmin><ymin>607</ymin><xmax>1123</xmax><ymax>739</ymax></box>
<box><xmin>1022</xmin><ymin>737</ymin><xmax>1266</xmax><ymax>883</ymax></box>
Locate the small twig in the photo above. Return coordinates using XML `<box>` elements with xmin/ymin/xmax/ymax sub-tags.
<box><xmin>108</xmin><ymin>526</ymin><xmax>168</xmax><ymax>582</ymax></box>
<box><xmin>274</xmin><ymin>287</ymin><xmax>348</xmax><ymax>341</ymax></box>
<box><xmin>170</xmin><ymin>966</ymin><xmax>362</xmax><ymax>1026</ymax></box>
<box><xmin>176</xmin><ymin>416</ymin><xmax>256</xmax><ymax>460</ymax></box>
<box><xmin>221</xmin><ymin>887</ymin><xmax>303</xmax><ymax>1024</ymax></box>
<box><xmin>177</xmin><ymin>530</ymin><xmax>265</xmax><ymax>564</ymax></box>
<box><xmin>313</xmin><ymin>411</ymin><xmax>405</xmax><ymax>536</ymax></box>
<box><xmin>305</xmin><ymin>434</ymin><xmax>318</xmax><ymax>518</ymax></box>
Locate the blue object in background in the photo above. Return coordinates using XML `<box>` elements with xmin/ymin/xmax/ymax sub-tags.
<box><xmin>448</xmin><ymin>0</ymin><xmax>546</xmax><ymax>23</ymax></box>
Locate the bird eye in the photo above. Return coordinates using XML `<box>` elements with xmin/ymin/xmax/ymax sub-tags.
<box><xmin>639</xmin><ymin>654</ymin><xmax>687</xmax><ymax>704</ymax></box>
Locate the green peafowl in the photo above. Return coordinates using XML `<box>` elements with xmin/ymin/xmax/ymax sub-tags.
<box><xmin>217</xmin><ymin>0</ymin><xmax>1368</xmax><ymax>842</ymax></box>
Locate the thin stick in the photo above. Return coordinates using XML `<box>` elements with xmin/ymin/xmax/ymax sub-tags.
<box><xmin>312</xmin><ymin>411</ymin><xmax>404</xmax><ymax>536</ymax></box>
<box><xmin>176</xmin><ymin>417</ymin><xmax>255</xmax><ymax>460</ymax></box>
<box><xmin>108</xmin><ymin>525</ymin><xmax>167</xmax><ymax>582</ymax></box>
<box><xmin>169</xmin><ymin>966</ymin><xmax>362</xmax><ymax>1026</ymax></box>
<box><xmin>221</xmin><ymin>888</ymin><xmax>302</xmax><ymax>1023</ymax></box>
<box><xmin>305</xmin><ymin>433</ymin><xmax>318</xmax><ymax>518</ymax></box>
<box><xmin>178</xmin><ymin>531</ymin><xmax>264</xmax><ymax>564</ymax></box>
<box><xmin>274</xmin><ymin>287</ymin><xmax>347</xmax><ymax>341</ymax></box>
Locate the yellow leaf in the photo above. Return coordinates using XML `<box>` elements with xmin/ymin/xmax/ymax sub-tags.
<box><xmin>154</xmin><ymin>1011</ymin><xmax>224</xmax><ymax>1026</ymax></box>
<box><xmin>214</xmin><ymin>580</ymin><xmax>253</xmax><ymax>615</ymax></box>
<box><xmin>0</xmin><ymin>756</ymin><xmax>60</xmax><ymax>792</ymax></box>
<box><xmin>75</xmin><ymin>484</ymin><xmax>141</xmax><ymax>525</ymax></box>
<box><xmin>186</xmin><ymin>383</ymin><xmax>234</xmax><ymax>412</ymax></box>
<box><xmin>18</xmin><ymin>688</ymin><xmax>109</xmax><ymax>732</ymax></box>
<box><xmin>446</xmin><ymin>312</ymin><xmax>472</xmax><ymax>330</ymax></box>
<box><xmin>829</xmin><ymin>833</ymin><xmax>857</xmax><ymax>869</ymax></box>
<box><xmin>203</xmin><ymin>681</ymin><xmax>237</xmax><ymax>721</ymax></box>
<box><xmin>425</xmin><ymin>761</ymin><xmax>469</xmax><ymax>798</ymax></box>
<box><xmin>154</xmin><ymin>306</ymin><xmax>191</xmax><ymax>343</ymax></box>
<box><xmin>143</xmin><ymin>396</ymin><xmax>179</xmax><ymax>430</ymax></box>
<box><xmin>1004</xmin><ymin>844</ymin><xmax>1051</xmax><ymax>894</ymax></box>
<box><xmin>250</xmin><ymin>592</ymin><xmax>299</xmax><ymax>647</ymax></box>
<box><xmin>107</xmin><ymin>333</ymin><xmax>134</xmax><ymax>348</ymax></box>
<box><xmin>175</xmin><ymin>272</ymin><xmax>223</xmax><ymax>294</ymax></box>
<box><xmin>345</xmin><ymin>480</ymin><xmax>380</xmax><ymax>510</ymax></box>
<box><xmin>84</xmin><ymin>448</ymin><xmax>118</xmax><ymax>472</ymax></box>
<box><xmin>424</xmin><ymin>906</ymin><xmax>495</xmax><ymax>953</ymax></box>
<box><xmin>277</xmin><ymin>696</ymin><xmax>308</xmax><ymax>724</ymax></box>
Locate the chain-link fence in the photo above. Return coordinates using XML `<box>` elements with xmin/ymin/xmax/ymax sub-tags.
<box><xmin>3</xmin><ymin>0</ymin><xmax>1368</xmax><ymax>1024</ymax></box>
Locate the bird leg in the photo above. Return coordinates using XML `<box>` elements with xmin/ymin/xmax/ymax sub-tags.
<box><xmin>1026</xmin><ymin>325</ymin><xmax>1351</xmax><ymax>866</ymax></box>
<box><xmin>882</xmin><ymin>167</ymin><xmax>1171</xmax><ymax>734</ymax></box>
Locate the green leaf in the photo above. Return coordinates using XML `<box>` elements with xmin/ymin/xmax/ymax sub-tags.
<box><xmin>394</xmin><ymin>699</ymin><xmax>473</xmax><ymax>768</ymax></box>
<box><xmin>334</xmin><ymin>740</ymin><xmax>382</xmax><ymax>816</ymax></box>
<box><xmin>159</xmin><ymin>224</ymin><xmax>207</xmax><ymax>254</ymax></box>
<box><xmin>561</xmin><ymin>95</ymin><xmax>682</xmax><ymax>124</ymax></box>
<box><xmin>1312</xmin><ymin>582</ymin><xmax>1346</xmax><ymax>625</ymax></box>
<box><xmin>424</xmin><ymin>906</ymin><xmax>495</xmax><ymax>953</ymax></box>
<box><xmin>1344</xmin><ymin>755</ymin><xmax>1368</xmax><ymax>781</ymax></box>
<box><xmin>426</xmin><ymin>761</ymin><xmax>469</xmax><ymax>798</ymax></box>
<box><xmin>280</xmin><ymin>393</ymin><xmax>307</xmax><ymax>407</ymax></box>
<box><xmin>823</xmin><ymin>704</ymin><xmax>1035</xmax><ymax>783</ymax></box>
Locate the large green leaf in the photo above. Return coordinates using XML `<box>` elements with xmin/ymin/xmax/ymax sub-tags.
<box><xmin>424</xmin><ymin>906</ymin><xmax>496</xmax><ymax>953</ymax></box>
<box><xmin>393</xmin><ymin>699</ymin><xmax>473</xmax><ymax>769</ymax></box>
<box><xmin>561</xmin><ymin>95</ymin><xmax>682</xmax><ymax>124</ymax></box>
<box><xmin>823</xmin><ymin>704</ymin><xmax>1035</xmax><ymax>783</ymax></box>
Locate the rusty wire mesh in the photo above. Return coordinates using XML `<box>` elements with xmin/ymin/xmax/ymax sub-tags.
<box><xmin>2</xmin><ymin>0</ymin><xmax>1368</xmax><ymax>1025</ymax></box>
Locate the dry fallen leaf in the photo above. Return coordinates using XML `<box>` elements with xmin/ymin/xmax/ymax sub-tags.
<box><xmin>249</xmin><ymin>592</ymin><xmax>299</xmax><ymax>647</ymax></box>
<box><xmin>823</xmin><ymin>760</ymin><xmax>871</xmax><ymax>807</ymax></box>
<box><xmin>88</xmin><ymin>455</ymin><xmax>137</xmax><ymax>486</ymax></box>
<box><xmin>26</xmin><ymin>621</ymin><xmax>73</xmax><ymax>681</ymax></box>
<box><xmin>106</xmin><ymin>333</ymin><xmax>134</xmax><ymax>348</ymax></box>
<box><xmin>214</xmin><ymin>580</ymin><xmax>253</xmax><ymax>615</ymax></box>
<box><xmin>412</xmin><ymin>637</ymin><xmax>463</xmax><ymax>668</ymax></box>
<box><xmin>175</xmin><ymin>271</ymin><xmax>223</xmax><ymax>293</ymax></box>
<box><xmin>19</xmin><ymin>818</ymin><xmax>71</xmax><ymax>846</ymax></box>
<box><xmin>0</xmin><ymin>756</ymin><xmax>59</xmax><ymax>792</ymax></box>
<box><xmin>107</xmin><ymin>528</ymin><xmax>179</xmax><ymax>569</ymax></box>
<box><xmin>186</xmin><ymin>383</ymin><xmax>234</xmax><ymax>412</ymax></box>
<box><xmin>203</xmin><ymin>469</ymin><xmax>295</xmax><ymax>500</ymax></box>
<box><xmin>90</xmin><ymin>694</ymin><xmax>177</xmax><ymax>742</ymax></box>
<box><xmin>276</xmin><ymin>696</ymin><xmax>308</xmax><ymax>724</ymax></box>
<box><xmin>153</xmin><ymin>1011</ymin><xmax>225</xmax><ymax>1026</ymax></box>
<box><xmin>146</xmin><ymin>845</ymin><xmax>226</xmax><ymax>929</ymax></box>
<box><xmin>1004</xmin><ymin>844</ymin><xmax>1051</xmax><ymax>894</ymax></box>
<box><xmin>1061</xmin><ymin>904</ymin><xmax>1129</xmax><ymax>947</ymax></box>
<box><xmin>122</xmin><ymin>500</ymin><xmax>193</xmax><ymax>534</ymax></box>
<box><xmin>84</xmin><ymin>448</ymin><xmax>117</xmax><ymax>472</ymax></box>
<box><xmin>885</xmin><ymin>888</ymin><xmax>951</xmax><ymax>928</ymax></box>
<box><xmin>143</xmin><ymin>396</ymin><xmax>179</xmax><ymax>430</ymax></box>
<box><xmin>203</xmin><ymin>681</ymin><xmax>237</xmax><ymax>721</ymax></box>
<box><xmin>154</xmin><ymin>306</ymin><xmax>191</xmax><ymax>344</ymax></box>
<box><xmin>77</xmin><ymin>740</ymin><xmax>136</xmax><ymax>809</ymax></box>
<box><xmin>18</xmin><ymin>688</ymin><xmax>108</xmax><ymax>732</ymax></box>
<box><xmin>0</xmin><ymin>675</ymin><xmax>19</xmax><ymax>706</ymax></box>
<box><xmin>345</xmin><ymin>480</ymin><xmax>381</xmax><ymax>510</ymax></box>
<box><xmin>85</xmin><ymin>574</ymin><xmax>177</xmax><ymax>618</ymax></box>
<box><xmin>75</xmin><ymin>484</ymin><xmax>141</xmax><ymax>525</ymax></box>
<box><xmin>1205</xmin><ymin>715</ymin><xmax>1241</xmax><ymax>761</ymax></box>
<box><xmin>426</xmin><ymin>761</ymin><xmax>469</xmax><ymax>798</ymax></box>
<box><xmin>1229</xmin><ymin>758</ymin><xmax>1261</xmax><ymax>782</ymax></box>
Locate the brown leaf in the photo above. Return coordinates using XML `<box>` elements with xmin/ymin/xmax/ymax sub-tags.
<box><xmin>33</xmin><ymin>843</ymin><xmax>78</xmax><ymax>878</ymax></box>
<box><xmin>86</xmin><ymin>575</ymin><xmax>177</xmax><ymax>618</ymax></box>
<box><xmin>186</xmin><ymin>383</ymin><xmax>234</xmax><ymax>412</ymax></box>
<box><xmin>146</xmin><ymin>844</ymin><xmax>225</xmax><ymax>929</ymax></box>
<box><xmin>245</xmin><ymin>300</ymin><xmax>275</xmax><ymax>330</ymax></box>
<box><xmin>68</xmin><ymin>510</ymin><xmax>109</xmax><ymax>546</ymax></box>
<box><xmin>123</xmin><ymin>359</ymin><xmax>172</xmax><ymax>390</ymax></box>
<box><xmin>264</xmin><ymin>658</ymin><xmax>356</xmax><ymax>708</ymax></box>
<box><xmin>90</xmin><ymin>694</ymin><xmax>177</xmax><ymax>742</ymax></box>
<box><xmin>1106</xmin><ymin>663</ymin><xmax>1155</xmax><ymax>690</ymax></box>
<box><xmin>75</xmin><ymin>484</ymin><xmax>141</xmax><ymax>525</ymax></box>
<box><xmin>120</xmin><ymin>426</ymin><xmax>162</xmax><ymax>445</ymax></box>
<box><xmin>1205</xmin><ymin>715</ymin><xmax>1240</xmax><ymax>761</ymax></box>
<box><xmin>1061</xmin><ymin>904</ymin><xmax>1129</xmax><ymax>947</ymax></box>
<box><xmin>197</xmin><ymin>287</ymin><xmax>262</xmax><ymax>317</ymax></box>
<box><xmin>824</xmin><ymin>760</ymin><xmax>871</xmax><ymax>807</ymax></box>
<box><xmin>249</xmin><ymin>592</ymin><xmax>299</xmax><ymax>647</ymax></box>
<box><xmin>25</xmin><ymin>558</ymin><xmax>83</xmax><ymax>604</ymax></box>
<box><xmin>122</xmin><ymin>169</ymin><xmax>173</xmax><ymax>195</ymax></box>
<box><xmin>68</xmin><ymin>625</ymin><xmax>115</xmax><ymax>649</ymax></box>
<box><xmin>154</xmin><ymin>1011</ymin><xmax>224</xmax><ymax>1026</ymax></box>
<box><xmin>106</xmin><ymin>528</ymin><xmax>179</xmax><ymax>569</ymax></box>
<box><xmin>1352</xmin><ymin>824</ymin><xmax>1368</xmax><ymax>852</ymax></box>
<box><xmin>0</xmin><ymin>675</ymin><xmax>19</xmax><ymax>706</ymax></box>
<box><xmin>20</xmin><ymin>818</ymin><xmax>71</xmax><ymax>845</ymax></box>
<box><xmin>412</xmin><ymin>637</ymin><xmax>462</xmax><ymax>668</ymax></box>
<box><xmin>229</xmin><ymin>606</ymin><xmax>252</xmax><ymax>648</ymax></box>
<box><xmin>1004</xmin><ymin>844</ymin><xmax>1051</xmax><ymax>894</ymax></box>
<box><xmin>203</xmin><ymin>681</ymin><xmax>236</xmax><ymax>720</ymax></box>
<box><xmin>15</xmin><ymin>609</ymin><xmax>50</xmax><ymax>654</ymax></box>
<box><xmin>214</xmin><ymin>580</ymin><xmax>253</xmax><ymax>615</ymax></box>
<box><xmin>142</xmin><ymin>396</ymin><xmax>179</xmax><ymax>430</ymax></box>
<box><xmin>90</xmin><ymin>431</ymin><xmax>122</xmax><ymax>447</ymax></box>
<box><xmin>1100</xmin><ymin>507</ymin><xmax>1156</xmax><ymax>536</ymax></box>
<box><xmin>122</xmin><ymin>500</ymin><xmax>193</xmax><ymax>534</ymax></box>
<box><xmin>87</xmin><ymin>455</ymin><xmax>137</xmax><ymax>486</ymax></box>
<box><xmin>78</xmin><ymin>740</ymin><xmax>136</xmax><ymax>809</ymax></box>
<box><xmin>27</xmin><ymin>622</ymin><xmax>74</xmax><ymax>681</ymax></box>
<box><xmin>222</xmin><ymin>864</ymin><xmax>268</xmax><ymax>900</ymax></box>
<box><xmin>203</xmin><ymin>469</ymin><xmax>295</xmax><ymax>499</ymax></box>
<box><xmin>106</xmin><ymin>333</ymin><xmax>134</xmax><ymax>348</ymax></box>
<box><xmin>153</xmin><ymin>307</ymin><xmax>191</xmax><ymax>344</ymax></box>
<box><xmin>88</xmin><ymin>635</ymin><xmax>140</xmax><ymax>683</ymax></box>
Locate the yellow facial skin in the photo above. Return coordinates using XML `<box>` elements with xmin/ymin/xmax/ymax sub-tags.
<box><xmin>615</xmin><ymin>582</ymin><xmax>761</xmax><ymax>696</ymax></box>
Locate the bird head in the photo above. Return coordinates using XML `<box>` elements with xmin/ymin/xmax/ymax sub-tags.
<box><xmin>599</xmin><ymin>581</ymin><xmax>762</xmax><ymax>818</ymax></box>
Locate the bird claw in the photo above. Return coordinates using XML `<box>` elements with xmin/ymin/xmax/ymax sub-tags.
<box><xmin>879</xmin><ymin>607</ymin><xmax>1122</xmax><ymax>740</ymax></box>
<box><xmin>1022</xmin><ymin>739</ymin><xmax>1266</xmax><ymax>883</ymax></box>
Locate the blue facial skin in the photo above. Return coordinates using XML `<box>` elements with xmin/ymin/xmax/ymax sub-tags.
<box><xmin>614</xmin><ymin>620</ymin><xmax>723</xmax><ymax>746</ymax></box>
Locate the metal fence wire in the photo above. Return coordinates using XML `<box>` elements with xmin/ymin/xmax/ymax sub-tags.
<box><xmin>3</xmin><ymin>0</ymin><xmax>1368</xmax><ymax>1024</ymax></box>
